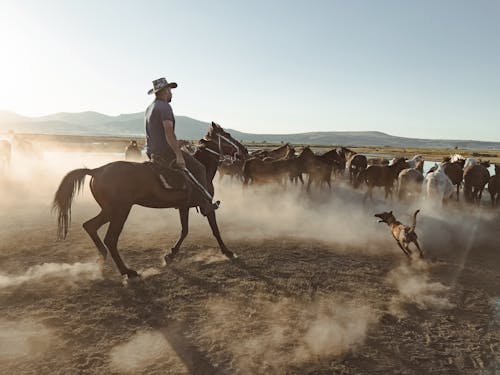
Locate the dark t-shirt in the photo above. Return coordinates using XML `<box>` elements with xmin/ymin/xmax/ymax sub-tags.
<box><xmin>145</xmin><ymin>99</ymin><xmax>176</xmax><ymax>158</ymax></box>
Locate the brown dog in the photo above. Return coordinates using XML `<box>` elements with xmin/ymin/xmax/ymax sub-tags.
<box><xmin>374</xmin><ymin>209</ymin><xmax>424</xmax><ymax>259</ymax></box>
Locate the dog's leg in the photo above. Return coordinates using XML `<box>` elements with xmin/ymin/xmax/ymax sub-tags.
<box><xmin>395</xmin><ymin>239</ymin><xmax>411</xmax><ymax>258</ymax></box>
<box><xmin>413</xmin><ymin>239</ymin><xmax>424</xmax><ymax>259</ymax></box>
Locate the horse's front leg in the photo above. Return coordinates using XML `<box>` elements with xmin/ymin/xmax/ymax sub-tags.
<box><xmin>164</xmin><ymin>207</ymin><xmax>189</xmax><ymax>265</ymax></box>
<box><xmin>206</xmin><ymin>211</ymin><xmax>236</xmax><ymax>259</ymax></box>
<box><xmin>385</xmin><ymin>185</ymin><xmax>391</xmax><ymax>199</ymax></box>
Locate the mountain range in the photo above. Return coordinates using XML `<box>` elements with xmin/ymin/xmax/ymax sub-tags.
<box><xmin>1</xmin><ymin>110</ymin><xmax>499</xmax><ymax>149</ymax></box>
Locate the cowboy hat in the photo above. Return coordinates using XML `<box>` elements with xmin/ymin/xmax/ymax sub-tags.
<box><xmin>147</xmin><ymin>77</ymin><xmax>177</xmax><ymax>95</ymax></box>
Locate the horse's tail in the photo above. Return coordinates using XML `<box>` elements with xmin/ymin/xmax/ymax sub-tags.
<box><xmin>411</xmin><ymin>209</ymin><xmax>420</xmax><ymax>231</ymax></box>
<box><xmin>52</xmin><ymin>168</ymin><xmax>94</xmax><ymax>239</ymax></box>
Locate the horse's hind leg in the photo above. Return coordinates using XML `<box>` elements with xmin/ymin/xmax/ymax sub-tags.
<box><xmin>103</xmin><ymin>205</ymin><xmax>138</xmax><ymax>278</ymax></box>
<box><xmin>306</xmin><ymin>177</ymin><xmax>312</xmax><ymax>193</ymax></box>
<box><xmin>206</xmin><ymin>211</ymin><xmax>235</xmax><ymax>259</ymax></box>
<box><xmin>363</xmin><ymin>185</ymin><xmax>373</xmax><ymax>203</ymax></box>
<box><xmin>83</xmin><ymin>210</ymin><xmax>110</xmax><ymax>259</ymax></box>
<box><xmin>165</xmin><ymin>208</ymin><xmax>189</xmax><ymax>265</ymax></box>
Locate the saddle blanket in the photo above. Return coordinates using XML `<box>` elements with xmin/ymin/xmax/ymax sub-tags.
<box><xmin>145</xmin><ymin>154</ymin><xmax>186</xmax><ymax>190</ymax></box>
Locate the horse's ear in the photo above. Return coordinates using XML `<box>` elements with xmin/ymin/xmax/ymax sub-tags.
<box><xmin>389</xmin><ymin>210</ymin><xmax>393</xmax><ymax>215</ymax></box>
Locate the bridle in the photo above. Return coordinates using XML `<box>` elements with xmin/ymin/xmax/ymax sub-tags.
<box><xmin>200</xmin><ymin>132</ymin><xmax>242</xmax><ymax>160</ymax></box>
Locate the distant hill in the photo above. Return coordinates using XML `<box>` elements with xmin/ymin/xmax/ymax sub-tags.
<box><xmin>1</xmin><ymin>110</ymin><xmax>499</xmax><ymax>149</ymax></box>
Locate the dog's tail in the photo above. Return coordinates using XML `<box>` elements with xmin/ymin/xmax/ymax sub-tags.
<box><xmin>411</xmin><ymin>209</ymin><xmax>420</xmax><ymax>231</ymax></box>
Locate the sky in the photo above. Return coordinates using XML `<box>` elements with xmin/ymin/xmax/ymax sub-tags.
<box><xmin>0</xmin><ymin>0</ymin><xmax>499</xmax><ymax>141</ymax></box>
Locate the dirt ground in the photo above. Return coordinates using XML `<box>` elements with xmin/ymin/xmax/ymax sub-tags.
<box><xmin>0</xmin><ymin>147</ymin><xmax>499</xmax><ymax>374</ymax></box>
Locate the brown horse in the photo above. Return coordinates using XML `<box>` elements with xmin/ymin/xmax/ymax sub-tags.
<box><xmin>362</xmin><ymin>157</ymin><xmax>409</xmax><ymax>202</ymax></box>
<box><xmin>442</xmin><ymin>158</ymin><xmax>465</xmax><ymax>201</ymax></box>
<box><xmin>488</xmin><ymin>165</ymin><xmax>500</xmax><ymax>207</ymax></box>
<box><xmin>124</xmin><ymin>140</ymin><xmax>142</xmax><ymax>161</ymax></box>
<box><xmin>242</xmin><ymin>147</ymin><xmax>308</xmax><ymax>186</ymax></box>
<box><xmin>218</xmin><ymin>158</ymin><xmax>245</xmax><ymax>181</ymax></box>
<box><xmin>341</xmin><ymin>147</ymin><xmax>368</xmax><ymax>186</ymax></box>
<box><xmin>299</xmin><ymin>147</ymin><xmax>333</xmax><ymax>191</ymax></box>
<box><xmin>0</xmin><ymin>140</ymin><xmax>11</xmax><ymax>170</ymax></box>
<box><xmin>243</xmin><ymin>156</ymin><xmax>299</xmax><ymax>186</ymax></box>
<box><xmin>251</xmin><ymin>143</ymin><xmax>294</xmax><ymax>160</ymax></box>
<box><xmin>53</xmin><ymin>123</ymin><xmax>244</xmax><ymax>279</ymax></box>
<box><xmin>397</xmin><ymin>159</ymin><xmax>424</xmax><ymax>200</ymax></box>
<box><xmin>317</xmin><ymin>148</ymin><xmax>346</xmax><ymax>176</ymax></box>
<box><xmin>463</xmin><ymin>161</ymin><xmax>490</xmax><ymax>204</ymax></box>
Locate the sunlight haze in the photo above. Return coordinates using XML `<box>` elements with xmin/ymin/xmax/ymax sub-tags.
<box><xmin>0</xmin><ymin>0</ymin><xmax>499</xmax><ymax>141</ymax></box>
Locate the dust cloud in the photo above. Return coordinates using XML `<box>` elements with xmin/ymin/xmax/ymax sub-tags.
<box><xmin>109</xmin><ymin>330</ymin><xmax>188</xmax><ymax>374</ymax></box>
<box><xmin>0</xmin><ymin>319</ymin><xmax>56</xmax><ymax>361</ymax></box>
<box><xmin>2</xmin><ymin>143</ymin><xmax>496</xmax><ymax>263</ymax></box>
<box><xmin>195</xmin><ymin>295</ymin><xmax>379</xmax><ymax>373</ymax></box>
<box><xmin>190</xmin><ymin>247</ymin><xmax>231</xmax><ymax>264</ymax></box>
<box><xmin>0</xmin><ymin>262</ymin><xmax>102</xmax><ymax>289</ymax></box>
<box><xmin>386</xmin><ymin>259</ymin><xmax>454</xmax><ymax>317</ymax></box>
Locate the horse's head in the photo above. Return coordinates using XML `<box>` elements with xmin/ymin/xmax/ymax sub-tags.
<box><xmin>450</xmin><ymin>154</ymin><xmax>466</xmax><ymax>165</ymax></box>
<box><xmin>299</xmin><ymin>146</ymin><xmax>314</xmax><ymax>157</ymax></box>
<box><xmin>205</xmin><ymin>122</ymin><xmax>248</xmax><ymax>159</ymax></box>
<box><xmin>340</xmin><ymin>147</ymin><xmax>355</xmax><ymax>159</ymax></box>
<box><xmin>479</xmin><ymin>159</ymin><xmax>490</xmax><ymax>168</ymax></box>
<box><xmin>426</xmin><ymin>163</ymin><xmax>438</xmax><ymax>176</ymax></box>
<box><xmin>415</xmin><ymin>159</ymin><xmax>425</xmax><ymax>173</ymax></box>
<box><xmin>390</xmin><ymin>157</ymin><xmax>410</xmax><ymax>174</ymax></box>
<box><xmin>285</xmin><ymin>145</ymin><xmax>296</xmax><ymax>159</ymax></box>
<box><xmin>391</xmin><ymin>157</ymin><xmax>406</xmax><ymax>166</ymax></box>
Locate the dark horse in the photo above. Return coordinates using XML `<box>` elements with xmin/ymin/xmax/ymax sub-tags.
<box><xmin>362</xmin><ymin>157</ymin><xmax>409</xmax><ymax>202</ymax></box>
<box><xmin>463</xmin><ymin>161</ymin><xmax>490</xmax><ymax>205</ymax></box>
<box><xmin>53</xmin><ymin>123</ymin><xmax>245</xmax><ymax>279</ymax></box>
<box><xmin>488</xmin><ymin>165</ymin><xmax>500</xmax><ymax>207</ymax></box>
<box><xmin>341</xmin><ymin>147</ymin><xmax>368</xmax><ymax>186</ymax></box>
<box><xmin>124</xmin><ymin>140</ymin><xmax>142</xmax><ymax>161</ymax></box>
<box><xmin>251</xmin><ymin>143</ymin><xmax>295</xmax><ymax>160</ymax></box>
<box><xmin>318</xmin><ymin>148</ymin><xmax>346</xmax><ymax>176</ymax></box>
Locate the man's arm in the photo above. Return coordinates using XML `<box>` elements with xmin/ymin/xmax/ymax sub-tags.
<box><xmin>163</xmin><ymin>120</ymin><xmax>186</xmax><ymax>168</ymax></box>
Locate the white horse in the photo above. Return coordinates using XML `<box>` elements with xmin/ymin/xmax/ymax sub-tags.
<box><xmin>407</xmin><ymin>154</ymin><xmax>424</xmax><ymax>168</ymax></box>
<box><xmin>389</xmin><ymin>154</ymin><xmax>424</xmax><ymax>168</ymax></box>
<box><xmin>424</xmin><ymin>163</ymin><xmax>455</xmax><ymax>204</ymax></box>
<box><xmin>464</xmin><ymin>157</ymin><xmax>477</xmax><ymax>169</ymax></box>
<box><xmin>450</xmin><ymin>154</ymin><xmax>465</xmax><ymax>163</ymax></box>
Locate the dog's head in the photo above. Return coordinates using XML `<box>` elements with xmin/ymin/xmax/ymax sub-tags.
<box><xmin>374</xmin><ymin>211</ymin><xmax>395</xmax><ymax>224</ymax></box>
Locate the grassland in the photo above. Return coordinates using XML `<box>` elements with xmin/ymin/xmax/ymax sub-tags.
<box><xmin>20</xmin><ymin>133</ymin><xmax>500</xmax><ymax>163</ymax></box>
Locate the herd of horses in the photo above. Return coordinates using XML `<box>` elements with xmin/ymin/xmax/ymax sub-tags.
<box><xmin>124</xmin><ymin>136</ymin><xmax>500</xmax><ymax>207</ymax></box>
<box><xmin>0</xmin><ymin>136</ymin><xmax>43</xmax><ymax>172</ymax></box>
<box><xmin>218</xmin><ymin>142</ymin><xmax>500</xmax><ymax>207</ymax></box>
<box><xmin>1</xmin><ymin>124</ymin><xmax>498</xmax><ymax>279</ymax></box>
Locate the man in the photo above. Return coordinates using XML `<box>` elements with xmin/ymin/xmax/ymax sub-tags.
<box><xmin>145</xmin><ymin>77</ymin><xmax>218</xmax><ymax>215</ymax></box>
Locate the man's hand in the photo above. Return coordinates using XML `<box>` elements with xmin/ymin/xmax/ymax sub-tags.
<box><xmin>176</xmin><ymin>153</ymin><xmax>186</xmax><ymax>169</ymax></box>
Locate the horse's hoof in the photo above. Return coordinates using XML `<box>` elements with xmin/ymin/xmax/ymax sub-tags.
<box><xmin>224</xmin><ymin>251</ymin><xmax>237</xmax><ymax>259</ymax></box>
<box><xmin>163</xmin><ymin>254</ymin><xmax>175</xmax><ymax>266</ymax></box>
<box><xmin>126</xmin><ymin>269</ymin><xmax>140</xmax><ymax>279</ymax></box>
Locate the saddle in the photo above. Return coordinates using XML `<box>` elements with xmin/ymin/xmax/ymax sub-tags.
<box><xmin>145</xmin><ymin>154</ymin><xmax>187</xmax><ymax>190</ymax></box>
